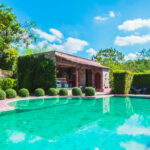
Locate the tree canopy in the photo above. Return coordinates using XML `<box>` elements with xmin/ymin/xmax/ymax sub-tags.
<box><xmin>93</xmin><ymin>48</ymin><xmax>124</xmax><ymax>64</ymax></box>
<box><xmin>0</xmin><ymin>4</ymin><xmax>36</xmax><ymax>59</ymax></box>
<box><xmin>93</xmin><ymin>48</ymin><xmax>150</xmax><ymax>88</ymax></box>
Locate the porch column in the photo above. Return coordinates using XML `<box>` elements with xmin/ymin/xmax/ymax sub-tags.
<box><xmin>76</xmin><ymin>68</ymin><xmax>79</xmax><ymax>87</ymax></box>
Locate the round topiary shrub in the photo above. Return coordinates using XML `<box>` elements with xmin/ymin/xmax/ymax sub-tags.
<box><xmin>19</xmin><ymin>88</ymin><xmax>30</xmax><ymax>97</ymax></box>
<box><xmin>85</xmin><ymin>87</ymin><xmax>95</xmax><ymax>96</ymax></box>
<box><xmin>72</xmin><ymin>87</ymin><xmax>82</xmax><ymax>96</ymax></box>
<box><xmin>48</xmin><ymin>88</ymin><xmax>58</xmax><ymax>96</ymax></box>
<box><xmin>5</xmin><ymin>89</ymin><xmax>17</xmax><ymax>98</ymax></box>
<box><xmin>35</xmin><ymin>88</ymin><xmax>45</xmax><ymax>96</ymax></box>
<box><xmin>59</xmin><ymin>88</ymin><xmax>68</xmax><ymax>96</ymax></box>
<box><xmin>0</xmin><ymin>90</ymin><xmax>6</xmax><ymax>100</ymax></box>
<box><xmin>56</xmin><ymin>88</ymin><xmax>59</xmax><ymax>95</ymax></box>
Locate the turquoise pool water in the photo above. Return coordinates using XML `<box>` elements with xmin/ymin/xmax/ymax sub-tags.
<box><xmin>0</xmin><ymin>96</ymin><xmax>150</xmax><ymax>150</ymax></box>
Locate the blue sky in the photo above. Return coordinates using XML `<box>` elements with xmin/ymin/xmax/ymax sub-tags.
<box><xmin>2</xmin><ymin>0</ymin><xmax>150</xmax><ymax>60</ymax></box>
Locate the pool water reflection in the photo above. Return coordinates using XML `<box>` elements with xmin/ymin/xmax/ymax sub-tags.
<box><xmin>0</xmin><ymin>97</ymin><xmax>150</xmax><ymax>150</ymax></box>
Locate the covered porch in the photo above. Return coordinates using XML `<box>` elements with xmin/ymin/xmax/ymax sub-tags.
<box><xmin>56</xmin><ymin>65</ymin><xmax>94</xmax><ymax>88</ymax></box>
<box><xmin>55</xmin><ymin>51</ymin><xmax>110</xmax><ymax>92</ymax></box>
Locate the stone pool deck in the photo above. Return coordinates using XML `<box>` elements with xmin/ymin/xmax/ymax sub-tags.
<box><xmin>1</xmin><ymin>94</ymin><xmax>150</xmax><ymax>112</ymax></box>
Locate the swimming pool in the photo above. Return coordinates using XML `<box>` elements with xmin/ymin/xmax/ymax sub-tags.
<box><xmin>0</xmin><ymin>96</ymin><xmax>150</xmax><ymax>150</ymax></box>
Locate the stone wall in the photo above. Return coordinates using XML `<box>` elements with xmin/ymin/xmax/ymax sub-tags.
<box><xmin>78</xmin><ymin>68</ymin><xmax>86</xmax><ymax>86</ymax></box>
<box><xmin>102</xmin><ymin>69</ymin><xmax>110</xmax><ymax>89</ymax></box>
<box><xmin>33</xmin><ymin>51</ymin><xmax>56</xmax><ymax>64</ymax></box>
<box><xmin>0</xmin><ymin>69</ymin><xmax>13</xmax><ymax>78</ymax></box>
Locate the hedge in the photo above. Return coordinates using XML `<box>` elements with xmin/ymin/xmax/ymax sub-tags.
<box><xmin>0</xmin><ymin>49</ymin><xmax>18</xmax><ymax>71</ymax></box>
<box><xmin>0</xmin><ymin>78</ymin><xmax>17</xmax><ymax>90</ymax></box>
<box><xmin>5</xmin><ymin>89</ymin><xmax>17</xmax><ymax>98</ymax></box>
<box><xmin>18</xmin><ymin>54</ymin><xmax>56</xmax><ymax>92</ymax></box>
<box><xmin>131</xmin><ymin>73</ymin><xmax>150</xmax><ymax>93</ymax></box>
<box><xmin>113</xmin><ymin>71</ymin><xmax>133</xmax><ymax>94</ymax></box>
<box><xmin>0</xmin><ymin>90</ymin><xmax>6</xmax><ymax>100</ymax></box>
<box><xmin>72</xmin><ymin>87</ymin><xmax>82</xmax><ymax>96</ymax></box>
<box><xmin>0</xmin><ymin>78</ymin><xmax>3</xmax><ymax>89</ymax></box>
<box><xmin>19</xmin><ymin>88</ymin><xmax>30</xmax><ymax>97</ymax></box>
<box><xmin>35</xmin><ymin>88</ymin><xmax>45</xmax><ymax>96</ymax></box>
<box><xmin>85</xmin><ymin>87</ymin><xmax>95</xmax><ymax>96</ymax></box>
<box><xmin>59</xmin><ymin>88</ymin><xmax>68</xmax><ymax>96</ymax></box>
<box><xmin>48</xmin><ymin>88</ymin><xmax>58</xmax><ymax>96</ymax></box>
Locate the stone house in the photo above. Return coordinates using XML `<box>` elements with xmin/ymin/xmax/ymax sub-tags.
<box><xmin>34</xmin><ymin>51</ymin><xmax>111</xmax><ymax>93</ymax></box>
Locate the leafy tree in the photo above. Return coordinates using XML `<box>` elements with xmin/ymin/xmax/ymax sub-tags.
<box><xmin>93</xmin><ymin>48</ymin><xmax>124</xmax><ymax>64</ymax></box>
<box><xmin>23</xmin><ymin>43</ymin><xmax>51</xmax><ymax>55</ymax></box>
<box><xmin>93</xmin><ymin>48</ymin><xmax>150</xmax><ymax>88</ymax></box>
<box><xmin>137</xmin><ymin>49</ymin><xmax>150</xmax><ymax>59</ymax></box>
<box><xmin>23</xmin><ymin>47</ymin><xmax>37</xmax><ymax>55</ymax></box>
<box><xmin>0</xmin><ymin>4</ymin><xmax>36</xmax><ymax>59</ymax></box>
<box><xmin>122</xmin><ymin>59</ymin><xmax>150</xmax><ymax>73</ymax></box>
<box><xmin>93</xmin><ymin>48</ymin><xmax>124</xmax><ymax>89</ymax></box>
<box><xmin>0</xmin><ymin>48</ymin><xmax>18</xmax><ymax>71</ymax></box>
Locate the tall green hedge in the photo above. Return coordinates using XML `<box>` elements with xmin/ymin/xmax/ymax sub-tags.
<box><xmin>113</xmin><ymin>71</ymin><xmax>133</xmax><ymax>94</ymax></box>
<box><xmin>132</xmin><ymin>73</ymin><xmax>150</xmax><ymax>93</ymax></box>
<box><xmin>18</xmin><ymin>54</ymin><xmax>56</xmax><ymax>92</ymax></box>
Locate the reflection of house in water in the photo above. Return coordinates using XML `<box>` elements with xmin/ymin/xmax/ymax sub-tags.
<box><xmin>98</xmin><ymin>97</ymin><xmax>135</xmax><ymax>130</ymax></box>
<box><xmin>103</xmin><ymin>97</ymin><xmax>110</xmax><ymax>114</ymax></box>
<box><xmin>125</xmin><ymin>97</ymin><xmax>133</xmax><ymax>115</ymax></box>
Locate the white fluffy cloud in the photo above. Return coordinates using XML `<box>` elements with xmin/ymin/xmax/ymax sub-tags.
<box><xmin>49</xmin><ymin>28</ymin><xmax>63</xmax><ymax>39</ymax></box>
<box><xmin>120</xmin><ymin>141</ymin><xmax>146</xmax><ymax>150</ymax></box>
<box><xmin>49</xmin><ymin>37</ymin><xmax>88</xmax><ymax>54</ymax></box>
<box><xmin>94</xmin><ymin>16</ymin><xmax>107</xmax><ymax>22</ymax></box>
<box><xmin>86</xmin><ymin>48</ymin><xmax>97</xmax><ymax>56</ymax></box>
<box><xmin>118</xmin><ymin>18</ymin><xmax>150</xmax><ymax>31</ymax></box>
<box><xmin>115</xmin><ymin>34</ymin><xmax>150</xmax><ymax>46</ymax></box>
<box><xmin>38</xmin><ymin>40</ymin><xmax>48</xmax><ymax>48</ymax></box>
<box><xmin>32</xmin><ymin>28</ymin><xmax>63</xmax><ymax>42</ymax></box>
<box><xmin>109</xmin><ymin>11</ymin><xmax>115</xmax><ymax>18</ymax></box>
<box><xmin>94</xmin><ymin>11</ymin><xmax>115</xmax><ymax>23</ymax></box>
<box><xmin>124</xmin><ymin>53</ymin><xmax>138</xmax><ymax>61</ymax></box>
<box><xmin>31</xmin><ymin>28</ymin><xmax>89</xmax><ymax>54</ymax></box>
<box><xmin>117</xmin><ymin>114</ymin><xmax>150</xmax><ymax>136</ymax></box>
<box><xmin>63</xmin><ymin>37</ymin><xmax>88</xmax><ymax>53</ymax></box>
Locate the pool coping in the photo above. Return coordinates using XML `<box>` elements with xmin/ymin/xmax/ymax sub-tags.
<box><xmin>0</xmin><ymin>94</ymin><xmax>150</xmax><ymax>112</ymax></box>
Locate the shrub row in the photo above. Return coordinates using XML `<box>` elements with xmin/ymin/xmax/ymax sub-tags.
<box><xmin>0</xmin><ymin>88</ymin><xmax>30</xmax><ymax>100</ymax></box>
<box><xmin>48</xmin><ymin>87</ymin><xmax>95</xmax><ymax>96</ymax></box>
<box><xmin>0</xmin><ymin>87</ymin><xmax>96</xmax><ymax>100</ymax></box>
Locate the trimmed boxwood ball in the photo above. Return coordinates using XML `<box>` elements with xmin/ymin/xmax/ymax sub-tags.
<box><xmin>48</xmin><ymin>88</ymin><xmax>58</xmax><ymax>96</ymax></box>
<box><xmin>72</xmin><ymin>87</ymin><xmax>82</xmax><ymax>96</ymax></box>
<box><xmin>56</xmin><ymin>88</ymin><xmax>60</xmax><ymax>95</ymax></box>
<box><xmin>19</xmin><ymin>88</ymin><xmax>30</xmax><ymax>97</ymax></box>
<box><xmin>5</xmin><ymin>89</ymin><xmax>17</xmax><ymax>98</ymax></box>
<box><xmin>59</xmin><ymin>88</ymin><xmax>68</xmax><ymax>96</ymax></box>
<box><xmin>0</xmin><ymin>90</ymin><xmax>6</xmax><ymax>100</ymax></box>
<box><xmin>35</xmin><ymin>88</ymin><xmax>45</xmax><ymax>96</ymax></box>
<box><xmin>85</xmin><ymin>87</ymin><xmax>95</xmax><ymax>96</ymax></box>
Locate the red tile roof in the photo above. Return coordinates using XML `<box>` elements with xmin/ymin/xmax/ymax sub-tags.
<box><xmin>55</xmin><ymin>51</ymin><xmax>109</xmax><ymax>69</ymax></box>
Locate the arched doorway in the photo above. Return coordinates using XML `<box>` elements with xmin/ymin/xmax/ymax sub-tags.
<box><xmin>95</xmin><ymin>72</ymin><xmax>101</xmax><ymax>89</ymax></box>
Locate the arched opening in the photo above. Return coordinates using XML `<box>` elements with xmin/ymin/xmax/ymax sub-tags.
<box><xmin>95</xmin><ymin>72</ymin><xmax>101</xmax><ymax>89</ymax></box>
